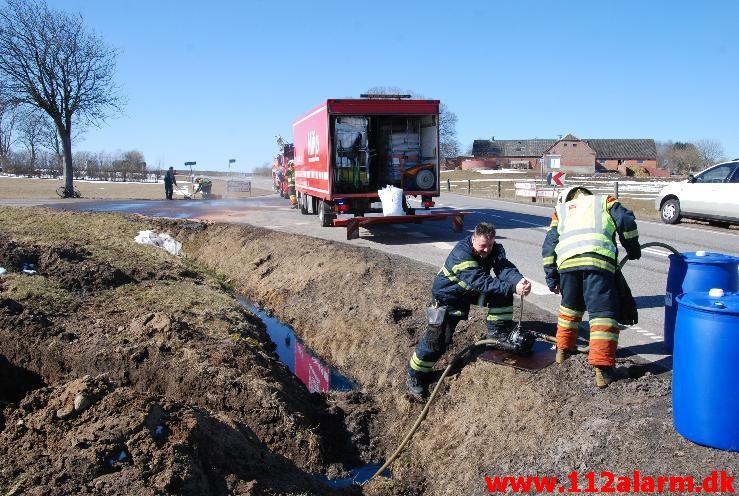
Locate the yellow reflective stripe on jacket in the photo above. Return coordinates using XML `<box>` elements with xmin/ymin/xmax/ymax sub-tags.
<box><xmin>558</xmin><ymin>256</ymin><xmax>616</xmax><ymax>272</ymax></box>
<box><xmin>543</xmin><ymin>256</ymin><xmax>555</xmax><ymax>265</ymax></box>
<box><xmin>451</xmin><ymin>260</ymin><xmax>479</xmax><ymax>273</ymax></box>
<box><xmin>623</xmin><ymin>229</ymin><xmax>639</xmax><ymax>240</ymax></box>
<box><xmin>441</xmin><ymin>266</ymin><xmax>471</xmax><ymax>290</ymax></box>
<box><xmin>555</xmin><ymin>195</ymin><xmax>618</xmax><ymax>268</ymax></box>
<box><xmin>409</xmin><ymin>352</ymin><xmax>434</xmax><ymax>372</ymax></box>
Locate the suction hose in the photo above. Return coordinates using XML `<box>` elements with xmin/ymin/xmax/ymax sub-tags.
<box><xmin>366</xmin><ymin>336</ymin><xmax>504</xmax><ymax>484</ymax></box>
<box><xmin>619</xmin><ymin>241</ymin><xmax>680</xmax><ymax>269</ymax></box>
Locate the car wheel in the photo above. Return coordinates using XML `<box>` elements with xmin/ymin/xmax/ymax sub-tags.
<box><xmin>661</xmin><ymin>199</ymin><xmax>681</xmax><ymax>224</ymax></box>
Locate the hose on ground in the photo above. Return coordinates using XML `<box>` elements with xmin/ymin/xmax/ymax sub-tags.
<box><xmin>366</xmin><ymin>337</ymin><xmax>501</xmax><ymax>484</ymax></box>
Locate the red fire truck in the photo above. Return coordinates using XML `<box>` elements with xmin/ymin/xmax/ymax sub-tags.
<box><xmin>292</xmin><ymin>97</ymin><xmax>443</xmax><ymax>228</ymax></box>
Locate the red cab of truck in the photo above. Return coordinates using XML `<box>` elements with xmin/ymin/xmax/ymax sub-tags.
<box><xmin>292</xmin><ymin>97</ymin><xmax>440</xmax><ymax>226</ymax></box>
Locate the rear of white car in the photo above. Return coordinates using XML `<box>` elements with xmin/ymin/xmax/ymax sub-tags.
<box><xmin>656</xmin><ymin>161</ymin><xmax>739</xmax><ymax>225</ymax></box>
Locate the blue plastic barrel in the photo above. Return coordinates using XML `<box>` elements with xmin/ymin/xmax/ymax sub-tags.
<box><xmin>664</xmin><ymin>252</ymin><xmax>739</xmax><ymax>352</ymax></box>
<box><xmin>673</xmin><ymin>290</ymin><xmax>739</xmax><ymax>451</ymax></box>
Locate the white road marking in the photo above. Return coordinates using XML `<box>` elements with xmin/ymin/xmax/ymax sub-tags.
<box><xmin>431</xmin><ymin>242</ymin><xmax>455</xmax><ymax>250</ymax></box>
<box><xmin>295</xmin><ymin>222</ymin><xmax>309</xmax><ymax>225</ymax></box>
<box><xmin>643</xmin><ymin>248</ymin><xmax>670</xmax><ymax>257</ymax></box>
<box><xmin>529</xmin><ymin>279</ymin><xmax>553</xmax><ymax>296</ymax></box>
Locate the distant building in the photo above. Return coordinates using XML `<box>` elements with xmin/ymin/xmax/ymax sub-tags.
<box><xmin>471</xmin><ymin>134</ymin><xmax>662</xmax><ymax>176</ymax></box>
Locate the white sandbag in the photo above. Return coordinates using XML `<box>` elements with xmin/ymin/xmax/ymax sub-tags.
<box><xmin>0</xmin><ymin>267</ymin><xmax>6</xmax><ymax>276</ymax></box>
<box><xmin>159</xmin><ymin>233</ymin><xmax>183</xmax><ymax>256</ymax></box>
<box><xmin>134</xmin><ymin>230</ymin><xmax>182</xmax><ymax>256</ymax></box>
<box><xmin>378</xmin><ymin>185</ymin><xmax>404</xmax><ymax>217</ymax></box>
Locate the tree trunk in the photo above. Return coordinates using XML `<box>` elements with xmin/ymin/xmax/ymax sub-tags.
<box><xmin>60</xmin><ymin>124</ymin><xmax>73</xmax><ymax>190</ymax></box>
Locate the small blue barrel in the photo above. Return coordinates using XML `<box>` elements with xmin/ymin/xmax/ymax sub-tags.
<box><xmin>673</xmin><ymin>290</ymin><xmax>739</xmax><ymax>451</ymax></box>
<box><xmin>664</xmin><ymin>252</ymin><xmax>739</xmax><ymax>352</ymax></box>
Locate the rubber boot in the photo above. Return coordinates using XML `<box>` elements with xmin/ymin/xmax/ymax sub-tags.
<box><xmin>594</xmin><ymin>366</ymin><xmax>616</xmax><ymax>388</ymax></box>
<box><xmin>555</xmin><ymin>348</ymin><xmax>575</xmax><ymax>365</ymax></box>
<box><xmin>406</xmin><ymin>373</ymin><xmax>427</xmax><ymax>402</ymax></box>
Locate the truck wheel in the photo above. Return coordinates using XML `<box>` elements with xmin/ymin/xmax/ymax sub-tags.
<box><xmin>660</xmin><ymin>199</ymin><xmax>681</xmax><ymax>224</ymax></box>
<box><xmin>318</xmin><ymin>200</ymin><xmax>334</xmax><ymax>227</ymax></box>
<box><xmin>299</xmin><ymin>193</ymin><xmax>309</xmax><ymax>215</ymax></box>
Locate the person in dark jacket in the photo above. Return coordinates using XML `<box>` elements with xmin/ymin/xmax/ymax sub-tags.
<box><xmin>164</xmin><ymin>167</ymin><xmax>177</xmax><ymax>200</ymax></box>
<box><xmin>541</xmin><ymin>186</ymin><xmax>641</xmax><ymax>388</ymax></box>
<box><xmin>406</xmin><ymin>222</ymin><xmax>532</xmax><ymax>400</ymax></box>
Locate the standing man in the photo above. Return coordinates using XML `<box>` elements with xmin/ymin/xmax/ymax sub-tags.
<box><xmin>542</xmin><ymin>186</ymin><xmax>641</xmax><ymax>388</ymax></box>
<box><xmin>286</xmin><ymin>160</ymin><xmax>298</xmax><ymax>209</ymax></box>
<box><xmin>406</xmin><ymin>222</ymin><xmax>532</xmax><ymax>400</ymax></box>
<box><xmin>164</xmin><ymin>166</ymin><xmax>177</xmax><ymax>200</ymax></box>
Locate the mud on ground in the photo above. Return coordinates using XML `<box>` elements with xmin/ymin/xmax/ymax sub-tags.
<box><xmin>1</xmin><ymin>206</ymin><xmax>737</xmax><ymax>495</ymax></box>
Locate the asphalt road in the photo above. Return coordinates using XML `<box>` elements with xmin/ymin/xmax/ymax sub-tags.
<box><xmin>14</xmin><ymin>184</ymin><xmax>739</xmax><ymax>369</ymax></box>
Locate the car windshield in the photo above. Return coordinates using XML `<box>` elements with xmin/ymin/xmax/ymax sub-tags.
<box><xmin>694</xmin><ymin>164</ymin><xmax>734</xmax><ymax>183</ymax></box>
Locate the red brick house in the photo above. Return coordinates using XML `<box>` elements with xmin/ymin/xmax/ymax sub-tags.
<box><xmin>471</xmin><ymin>135</ymin><xmax>659</xmax><ymax>176</ymax></box>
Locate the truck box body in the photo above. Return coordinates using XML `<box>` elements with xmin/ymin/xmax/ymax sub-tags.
<box><xmin>293</xmin><ymin>99</ymin><xmax>441</xmax><ymax>211</ymax></box>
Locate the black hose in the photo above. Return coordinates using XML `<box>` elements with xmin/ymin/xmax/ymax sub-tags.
<box><xmin>366</xmin><ymin>337</ymin><xmax>506</xmax><ymax>484</ymax></box>
<box><xmin>618</xmin><ymin>241</ymin><xmax>680</xmax><ymax>269</ymax></box>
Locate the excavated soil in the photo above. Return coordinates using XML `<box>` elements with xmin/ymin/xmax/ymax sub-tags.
<box><xmin>1</xmin><ymin>206</ymin><xmax>737</xmax><ymax>495</ymax></box>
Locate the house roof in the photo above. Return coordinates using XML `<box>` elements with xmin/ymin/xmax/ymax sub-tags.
<box><xmin>472</xmin><ymin>139</ymin><xmax>556</xmax><ymax>157</ymax></box>
<box><xmin>585</xmin><ymin>139</ymin><xmax>657</xmax><ymax>160</ymax></box>
<box><xmin>473</xmin><ymin>138</ymin><xmax>656</xmax><ymax>160</ymax></box>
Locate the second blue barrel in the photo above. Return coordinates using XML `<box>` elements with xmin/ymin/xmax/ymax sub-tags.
<box><xmin>673</xmin><ymin>290</ymin><xmax>739</xmax><ymax>451</ymax></box>
<box><xmin>664</xmin><ymin>251</ymin><xmax>739</xmax><ymax>352</ymax></box>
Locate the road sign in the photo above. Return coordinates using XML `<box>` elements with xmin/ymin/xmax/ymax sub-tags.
<box><xmin>227</xmin><ymin>180</ymin><xmax>251</xmax><ymax>193</ymax></box>
<box><xmin>547</xmin><ymin>171</ymin><xmax>566</xmax><ymax>187</ymax></box>
<box><xmin>184</xmin><ymin>161</ymin><xmax>196</xmax><ymax>166</ymax></box>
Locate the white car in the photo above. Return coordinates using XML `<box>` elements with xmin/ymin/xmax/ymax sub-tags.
<box><xmin>656</xmin><ymin>160</ymin><xmax>739</xmax><ymax>225</ymax></box>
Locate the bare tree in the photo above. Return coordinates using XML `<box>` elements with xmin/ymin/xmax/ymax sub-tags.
<box><xmin>365</xmin><ymin>86</ymin><xmax>460</xmax><ymax>160</ymax></box>
<box><xmin>17</xmin><ymin>108</ymin><xmax>46</xmax><ymax>168</ymax></box>
<box><xmin>0</xmin><ymin>0</ymin><xmax>122</xmax><ymax>194</ymax></box>
<box><xmin>694</xmin><ymin>139</ymin><xmax>725</xmax><ymax>169</ymax></box>
<box><xmin>0</xmin><ymin>98</ymin><xmax>19</xmax><ymax>168</ymax></box>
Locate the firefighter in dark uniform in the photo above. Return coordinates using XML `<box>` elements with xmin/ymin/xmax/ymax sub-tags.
<box><xmin>286</xmin><ymin>160</ymin><xmax>298</xmax><ymax>209</ymax></box>
<box><xmin>542</xmin><ymin>186</ymin><xmax>641</xmax><ymax>388</ymax></box>
<box><xmin>406</xmin><ymin>222</ymin><xmax>532</xmax><ymax>400</ymax></box>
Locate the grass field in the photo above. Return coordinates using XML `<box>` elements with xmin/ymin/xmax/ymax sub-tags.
<box><xmin>0</xmin><ymin>175</ymin><xmax>271</xmax><ymax>200</ymax></box>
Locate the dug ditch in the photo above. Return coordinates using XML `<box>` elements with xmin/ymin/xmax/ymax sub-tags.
<box><xmin>1</xmin><ymin>206</ymin><xmax>737</xmax><ymax>495</ymax></box>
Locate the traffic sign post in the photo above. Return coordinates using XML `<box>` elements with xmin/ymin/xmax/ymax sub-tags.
<box><xmin>547</xmin><ymin>171</ymin><xmax>566</xmax><ymax>187</ymax></box>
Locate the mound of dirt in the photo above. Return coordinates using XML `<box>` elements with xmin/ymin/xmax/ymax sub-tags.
<box><xmin>0</xmin><ymin>375</ymin><xmax>332</xmax><ymax>495</ymax></box>
<box><xmin>0</xmin><ymin>208</ymin><xmax>367</xmax><ymax>494</ymax></box>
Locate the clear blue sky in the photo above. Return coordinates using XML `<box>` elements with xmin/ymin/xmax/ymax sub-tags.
<box><xmin>47</xmin><ymin>0</ymin><xmax>739</xmax><ymax>172</ymax></box>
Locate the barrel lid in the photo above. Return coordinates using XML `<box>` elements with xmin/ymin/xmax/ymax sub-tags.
<box><xmin>676</xmin><ymin>291</ymin><xmax>739</xmax><ymax>315</ymax></box>
<box><xmin>670</xmin><ymin>251</ymin><xmax>739</xmax><ymax>265</ymax></box>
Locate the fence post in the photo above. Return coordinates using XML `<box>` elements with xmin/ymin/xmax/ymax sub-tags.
<box><xmin>447</xmin><ymin>178</ymin><xmax>450</xmax><ymax>192</ymax></box>
<box><xmin>467</xmin><ymin>179</ymin><xmax>471</xmax><ymax>194</ymax></box>
<box><xmin>614</xmin><ymin>181</ymin><xmax>619</xmax><ymax>199</ymax></box>
<box><xmin>497</xmin><ymin>181</ymin><xmax>501</xmax><ymax>197</ymax></box>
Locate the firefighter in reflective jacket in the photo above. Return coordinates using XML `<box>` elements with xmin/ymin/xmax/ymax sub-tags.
<box><xmin>286</xmin><ymin>161</ymin><xmax>298</xmax><ymax>209</ymax></box>
<box><xmin>406</xmin><ymin>222</ymin><xmax>532</xmax><ymax>400</ymax></box>
<box><xmin>541</xmin><ymin>186</ymin><xmax>641</xmax><ymax>388</ymax></box>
